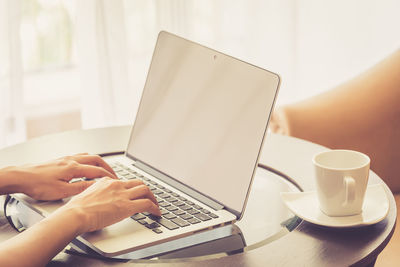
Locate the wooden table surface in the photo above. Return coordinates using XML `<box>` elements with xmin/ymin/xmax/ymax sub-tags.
<box><xmin>0</xmin><ymin>126</ymin><xmax>396</xmax><ymax>267</ymax></box>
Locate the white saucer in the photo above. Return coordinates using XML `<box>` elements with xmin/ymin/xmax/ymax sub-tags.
<box><xmin>280</xmin><ymin>184</ymin><xmax>389</xmax><ymax>228</ymax></box>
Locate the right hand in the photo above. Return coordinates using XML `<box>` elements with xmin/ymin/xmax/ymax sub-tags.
<box><xmin>54</xmin><ymin>177</ymin><xmax>161</xmax><ymax>234</ymax></box>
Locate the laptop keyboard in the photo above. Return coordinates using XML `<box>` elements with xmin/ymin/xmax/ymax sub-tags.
<box><xmin>109</xmin><ymin>162</ymin><xmax>219</xmax><ymax>234</ymax></box>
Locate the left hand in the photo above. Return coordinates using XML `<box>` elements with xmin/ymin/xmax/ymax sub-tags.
<box><xmin>14</xmin><ymin>153</ymin><xmax>117</xmax><ymax>201</ymax></box>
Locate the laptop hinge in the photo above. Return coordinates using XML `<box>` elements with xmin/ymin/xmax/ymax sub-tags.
<box><xmin>132</xmin><ymin>160</ymin><xmax>224</xmax><ymax>211</ymax></box>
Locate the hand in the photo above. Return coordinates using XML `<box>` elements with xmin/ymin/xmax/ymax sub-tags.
<box><xmin>269</xmin><ymin>108</ymin><xmax>289</xmax><ymax>135</ymax></box>
<box><xmin>55</xmin><ymin>177</ymin><xmax>161</xmax><ymax>233</ymax></box>
<box><xmin>16</xmin><ymin>153</ymin><xmax>117</xmax><ymax>201</ymax></box>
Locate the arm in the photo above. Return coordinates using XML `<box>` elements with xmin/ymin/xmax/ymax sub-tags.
<box><xmin>0</xmin><ymin>206</ymin><xmax>83</xmax><ymax>267</ymax></box>
<box><xmin>0</xmin><ymin>155</ymin><xmax>161</xmax><ymax>267</ymax></box>
<box><xmin>0</xmin><ymin>153</ymin><xmax>117</xmax><ymax>200</ymax></box>
<box><xmin>0</xmin><ymin>178</ymin><xmax>160</xmax><ymax>267</ymax></box>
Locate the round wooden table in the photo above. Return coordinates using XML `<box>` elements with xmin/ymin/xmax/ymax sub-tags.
<box><xmin>0</xmin><ymin>126</ymin><xmax>396</xmax><ymax>266</ymax></box>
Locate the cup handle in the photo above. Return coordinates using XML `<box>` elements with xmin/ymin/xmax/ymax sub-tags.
<box><xmin>343</xmin><ymin>176</ymin><xmax>356</xmax><ymax>206</ymax></box>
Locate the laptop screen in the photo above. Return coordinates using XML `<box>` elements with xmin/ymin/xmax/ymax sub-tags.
<box><xmin>127</xmin><ymin>32</ymin><xmax>279</xmax><ymax>216</ymax></box>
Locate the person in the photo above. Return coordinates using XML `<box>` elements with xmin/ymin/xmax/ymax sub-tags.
<box><xmin>270</xmin><ymin>49</ymin><xmax>400</xmax><ymax>192</ymax></box>
<box><xmin>269</xmin><ymin>48</ymin><xmax>400</xmax><ymax>266</ymax></box>
<box><xmin>0</xmin><ymin>153</ymin><xmax>161</xmax><ymax>267</ymax></box>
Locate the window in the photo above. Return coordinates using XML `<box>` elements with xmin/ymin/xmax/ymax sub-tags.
<box><xmin>20</xmin><ymin>0</ymin><xmax>81</xmax><ymax>138</ymax></box>
<box><xmin>1</xmin><ymin>0</ymin><xmax>399</xmax><ymax>148</ymax></box>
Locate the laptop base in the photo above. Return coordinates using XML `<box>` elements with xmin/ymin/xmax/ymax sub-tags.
<box><xmin>70</xmin><ymin>224</ymin><xmax>244</xmax><ymax>260</ymax></box>
<box><xmin>9</xmin><ymin>195</ymin><xmax>245</xmax><ymax>260</ymax></box>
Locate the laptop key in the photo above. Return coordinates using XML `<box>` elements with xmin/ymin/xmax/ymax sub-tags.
<box><xmin>152</xmin><ymin>228</ymin><xmax>163</xmax><ymax>234</ymax></box>
<box><xmin>209</xmin><ymin>213</ymin><xmax>219</xmax><ymax>218</ymax></box>
<box><xmin>180</xmin><ymin>214</ymin><xmax>193</xmax><ymax>220</ymax></box>
<box><xmin>70</xmin><ymin>178</ymin><xmax>84</xmax><ymax>183</ymax></box>
<box><xmin>180</xmin><ymin>204</ymin><xmax>192</xmax><ymax>211</ymax></box>
<box><xmin>159</xmin><ymin>193</ymin><xmax>170</xmax><ymax>199</ymax></box>
<box><xmin>195</xmin><ymin>213</ymin><xmax>212</xmax><ymax>221</ymax></box>
<box><xmin>157</xmin><ymin>218</ymin><xmax>179</xmax><ymax>230</ymax></box>
<box><xmin>164</xmin><ymin>197</ymin><xmax>178</xmax><ymax>203</ymax></box>
<box><xmin>146</xmin><ymin>222</ymin><xmax>160</xmax><ymax>229</ymax></box>
<box><xmin>159</xmin><ymin>202</ymin><xmax>171</xmax><ymax>208</ymax></box>
<box><xmin>166</xmin><ymin>205</ymin><xmax>178</xmax><ymax>212</ymax></box>
<box><xmin>156</xmin><ymin>197</ymin><xmax>164</xmax><ymax>203</ymax></box>
<box><xmin>131</xmin><ymin>214</ymin><xmax>146</xmax><ymax>220</ymax></box>
<box><xmin>187</xmin><ymin>209</ymin><xmax>200</xmax><ymax>215</ymax></box>
<box><xmin>174</xmin><ymin>201</ymin><xmax>185</xmax><ymax>206</ymax></box>
<box><xmin>199</xmin><ymin>208</ymin><xmax>211</xmax><ymax>214</ymax></box>
<box><xmin>172</xmin><ymin>209</ymin><xmax>186</xmax><ymax>216</ymax></box>
<box><xmin>163</xmin><ymin>213</ymin><xmax>177</xmax><ymax>220</ymax></box>
<box><xmin>148</xmin><ymin>214</ymin><xmax>162</xmax><ymax>221</ymax></box>
<box><xmin>171</xmin><ymin>218</ymin><xmax>190</xmax><ymax>227</ymax></box>
<box><xmin>152</xmin><ymin>189</ymin><xmax>163</xmax><ymax>195</ymax></box>
<box><xmin>187</xmin><ymin>218</ymin><xmax>201</xmax><ymax>224</ymax></box>
<box><xmin>124</xmin><ymin>174</ymin><xmax>136</xmax><ymax>179</ymax></box>
<box><xmin>192</xmin><ymin>205</ymin><xmax>202</xmax><ymax>210</ymax></box>
<box><xmin>164</xmin><ymin>189</ymin><xmax>172</xmax><ymax>193</ymax></box>
<box><xmin>138</xmin><ymin>218</ymin><xmax>153</xmax><ymax>225</ymax></box>
<box><xmin>160</xmin><ymin>209</ymin><xmax>169</xmax><ymax>215</ymax></box>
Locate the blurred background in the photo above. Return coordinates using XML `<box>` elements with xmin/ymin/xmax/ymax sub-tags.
<box><xmin>1</xmin><ymin>0</ymin><xmax>399</xmax><ymax>149</ymax></box>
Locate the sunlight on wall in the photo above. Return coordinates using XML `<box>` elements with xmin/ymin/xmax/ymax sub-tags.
<box><xmin>1</xmin><ymin>0</ymin><xmax>399</xmax><ymax>146</ymax></box>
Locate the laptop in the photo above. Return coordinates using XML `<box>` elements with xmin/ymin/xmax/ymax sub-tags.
<box><xmin>13</xmin><ymin>31</ymin><xmax>280</xmax><ymax>258</ymax></box>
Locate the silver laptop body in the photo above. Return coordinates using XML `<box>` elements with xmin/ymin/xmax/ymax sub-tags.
<box><xmin>16</xmin><ymin>31</ymin><xmax>280</xmax><ymax>258</ymax></box>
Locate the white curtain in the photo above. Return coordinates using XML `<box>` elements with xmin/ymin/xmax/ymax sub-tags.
<box><xmin>0</xmin><ymin>0</ymin><xmax>25</xmax><ymax>148</ymax></box>
<box><xmin>0</xmin><ymin>0</ymin><xmax>399</xmax><ymax>148</ymax></box>
<box><xmin>76</xmin><ymin>0</ymin><xmax>132</xmax><ymax>129</ymax></box>
<box><xmin>122</xmin><ymin>0</ymin><xmax>296</xmax><ymax>108</ymax></box>
<box><xmin>149</xmin><ymin>0</ymin><xmax>400</xmax><ymax>106</ymax></box>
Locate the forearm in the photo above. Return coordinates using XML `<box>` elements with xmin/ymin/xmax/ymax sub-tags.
<box><xmin>0</xmin><ymin>208</ymin><xmax>84</xmax><ymax>267</ymax></box>
<box><xmin>0</xmin><ymin>167</ymin><xmax>24</xmax><ymax>195</ymax></box>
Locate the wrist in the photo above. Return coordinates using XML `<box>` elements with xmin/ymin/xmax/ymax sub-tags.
<box><xmin>0</xmin><ymin>166</ymin><xmax>25</xmax><ymax>195</ymax></box>
<box><xmin>48</xmin><ymin>206</ymin><xmax>88</xmax><ymax>236</ymax></box>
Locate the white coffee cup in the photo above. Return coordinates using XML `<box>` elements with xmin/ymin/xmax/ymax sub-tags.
<box><xmin>312</xmin><ymin>149</ymin><xmax>370</xmax><ymax>217</ymax></box>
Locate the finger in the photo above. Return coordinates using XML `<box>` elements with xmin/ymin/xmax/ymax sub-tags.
<box><xmin>129</xmin><ymin>199</ymin><xmax>161</xmax><ymax>216</ymax></box>
<box><xmin>126</xmin><ymin>184</ymin><xmax>158</xmax><ymax>205</ymax></box>
<box><xmin>67</xmin><ymin>164</ymin><xmax>117</xmax><ymax>180</ymax></box>
<box><xmin>122</xmin><ymin>179</ymin><xmax>144</xmax><ymax>189</ymax></box>
<box><xmin>71</xmin><ymin>154</ymin><xmax>116</xmax><ymax>176</ymax></box>
<box><xmin>75</xmin><ymin>152</ymin><xmax>89</xmax><ymax>155</ymax></box>
<box><xmin>64</xmin><ymin>180</ymin><xmax>95</xmax><ymax>197</ymax></box>
<box><xmin>71</xmin><ymin>155</ymin><xmax>117</xmax><ymax>177</ymax></box>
